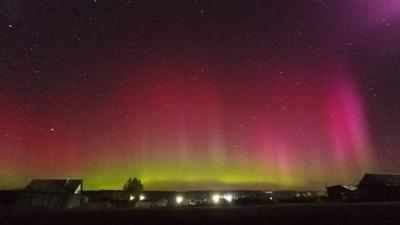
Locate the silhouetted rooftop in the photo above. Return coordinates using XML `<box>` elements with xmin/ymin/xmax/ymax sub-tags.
<box><xmin>358</xmin><ymin>174</ymin><xmax>400</xmax><ymax>187</ymax></box>
<box><xmin>26</xmin><ymin>179</ymin><xmax>82</xmax><ymax>194</ymax></box>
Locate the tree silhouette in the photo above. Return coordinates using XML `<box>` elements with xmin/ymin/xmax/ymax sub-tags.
<box><xmin>123</xmin><ymin>177</ymin><xmax>143</xmax><ymax>199</ymax></box>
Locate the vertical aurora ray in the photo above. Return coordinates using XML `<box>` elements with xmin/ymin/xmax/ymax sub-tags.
<box><xmin>324</xmin><ymin>73</ymin><xmax>373</xmax><ymax>179</ymax></box>
<box><xmin>0</xmin><ymin>94</ymin><xmax>24</xmax><ymax>187</ymax></box>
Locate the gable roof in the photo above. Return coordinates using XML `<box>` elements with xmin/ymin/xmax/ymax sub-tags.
<box><xmin>327</xmin><ymin>185</ymin><xmax>357</xmax><ymax>191</ymax></box>
<box><xmin>358</xmin><ymin>174</ymin><xmax>400</xmax><ymax>187</ymax></box>
<box><xmin>26</xmin><ymin>179</ymin><xmax>82</xmax><ymax>194</ymax></box>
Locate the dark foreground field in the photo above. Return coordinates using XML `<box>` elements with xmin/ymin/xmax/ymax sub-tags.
<box><xmin>1</xmin><ymin>203</ymin><xmax>400</xmax><ymax>225</ymax></box>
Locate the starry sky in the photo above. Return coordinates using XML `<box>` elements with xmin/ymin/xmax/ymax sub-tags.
<box><xmin>1</xmin><ymin>0</ymin><xmax>400</xmax><ymax>190</ymax></box>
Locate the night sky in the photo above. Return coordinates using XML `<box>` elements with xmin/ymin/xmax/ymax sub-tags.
<box><xmin>1</xmin><ymin>0</ymin><xmax>400</xmax><ymax>190</ymax></box>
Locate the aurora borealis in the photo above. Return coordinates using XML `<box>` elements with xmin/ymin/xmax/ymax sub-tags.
<box><xmin>1</xmin><ymin>0</ymin><xmax>400</xmax><ymax>190</ymax></box>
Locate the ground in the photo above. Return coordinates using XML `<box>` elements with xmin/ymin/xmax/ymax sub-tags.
<box><xmin>1</xmin><ymin>203</ymin><xmax>400</xmax><ymax>225</ymax></box>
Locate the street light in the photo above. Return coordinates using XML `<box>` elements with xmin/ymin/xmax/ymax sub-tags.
<box><xmin>224</xmin><ymin>194</ymin><xmax>233</xmax><ymax>203</ymax></box>
<box><xmin>176</xmin><ymin>195</ymin><xmax>184</xmax><ymax>204</ymax></box>
<box><xmin>212</xmin><ymin>194</ymin><xmax>220</xmax><ymax>204</ymax></box>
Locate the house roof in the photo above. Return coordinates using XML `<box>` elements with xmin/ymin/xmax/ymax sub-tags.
<box><xmin>358</xmin><ymin>174</ymin><xmax>400</xmax><ymax>187</ymax></box>
<box><xmin>26</xmin><ymin>179</ymin><xmax>82</xmax><ymax>194</ymax></box>
<box><xmin>327</xmin><ymin>185</ymin><xmax>357</xmax><ymax>191</ymax></box>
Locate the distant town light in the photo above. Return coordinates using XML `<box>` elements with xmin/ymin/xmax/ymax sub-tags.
<box><xmin>139</xmin><ymin>194</ymin><xmax>145</xmax><ymax>201</ymax></box>
<box><xmin>129</xmin><ymin>195</ymin><xmax>135</xmax><ymax>201</ymax></box>
<box><xmin>212</xmin><ymin>194</ymin><xmax>220</xmax><ymax>204</ymax></box>
<box><xmin>223</xmin><ymin>194</ymin><xmax>233</xmax><ymax>202</ymax></box>
<box><xmin>176</xmin><ymin>195</ymin><xmax>184</xmax><ymax>204</ymax></box>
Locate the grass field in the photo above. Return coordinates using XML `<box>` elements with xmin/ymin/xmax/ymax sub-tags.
<box><xmin>1</xmin><ymin>203</ymin><xmax>400</xmax><ymax>225</ymax></box>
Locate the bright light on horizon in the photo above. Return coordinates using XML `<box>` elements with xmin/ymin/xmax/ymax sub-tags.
<box><xmin>212</xmin><ymin>194</ymin><xmax>220</xmax><ymax>204</ymax></box>
<box><xmin>176</xmin><ymin>195</ymin><xmax>184</xmax><ymax>204</ymax></box>
<box><xmin>223</xmin><ymin>194</ymin><xmax>233</xmax><ymax>202</ymax></box>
